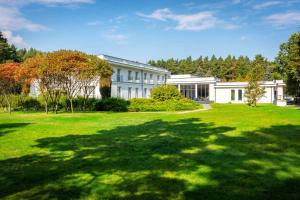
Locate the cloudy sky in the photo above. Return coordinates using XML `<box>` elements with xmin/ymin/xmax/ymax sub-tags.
<box><xmin>0</xmin><ymin>0</ymin><xmax>299</xmax><ymax>62</ymax></box>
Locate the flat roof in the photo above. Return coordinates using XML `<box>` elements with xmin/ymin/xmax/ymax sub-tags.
<box><xmin>98</xmin><ymin>54</ymin><xmax>170</xmax><ymax>74</ymax></box>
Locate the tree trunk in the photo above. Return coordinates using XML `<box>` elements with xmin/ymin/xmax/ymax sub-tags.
<box><xmin>70</xmin><ymin>98</ymin><xmax>74</xmax><ymax>113</ymax></box>
<box><xmin>8</xmin><ymin>103</ymin><xmax>11</xmax><ymax>114</ymax></box>
<box><xmin>45</xmin><ymin>101</ymin><xmax>48</xmax><ymax>114</ymax></box>
<box><xmin>55</xmin><ymin>104</ymin><xmax>58</xmax><ymax>114</ymax></box>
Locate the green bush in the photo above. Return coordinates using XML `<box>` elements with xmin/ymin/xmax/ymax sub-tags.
<box><xmin>151</xmin><ymin>85</ymin><xmax>182</xmax><ymax>101</ymax></box>
<box><xmin>129</xmin><ymin>98</ymin><xmax>201</xmax><ymax>112</ymax></box>
<box><xmin>22</xmin><ymin>96</ymin><xmax>42</xmax><ymax>111</ymax></box>
<box><xmin>95</xmin><ymin>98</ymin><xmax>128</xmax><ymax>112</ymax></box>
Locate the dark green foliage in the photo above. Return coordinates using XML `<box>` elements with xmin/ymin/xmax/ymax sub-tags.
<box><xmin>95</xmin><ymin>98</ymin><xmax>128</xmax><ymax>112</ymax></box>
<box><xmin>275</xmin><ymin>32</ymin><xmax>300</xmax><ymax>97</ymax></box>
<box><xmin>0</xmin><ymin>32</ymin><xmax>21</xmax><ymax>63</ymax></box>
<box><xmin>151</xmin><ymin>85</ymin><xmax>182</xmax><ymax>101</ymax></box>
<box><xmin>149</xmin><ymin>54</ymin><xmax>274</xmax><ymax>82</ymax></box>
<box><xmin>21</xmin><ymin>96</ymin><xmax>42</xmax><ymax>111</ymax></box>
<box><xmin>128</xmin><ymin>98</ymin><xmax>201</xmax><ymax>111</ymax></box>
<box><xmin>100</xmin><ymin>86</ymin><xmax>111</xmax><ymax>99</ymax></box>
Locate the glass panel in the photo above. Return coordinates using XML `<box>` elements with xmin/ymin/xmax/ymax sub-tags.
<box><xmin>238</xmin><ymin>90</ymin><xmax>242</xmax><ymax>101</ymax></box>
<box><xmin>231</xmin><ymin>90</ymin><xmax>235</xmax><ymax>101</ymax></box>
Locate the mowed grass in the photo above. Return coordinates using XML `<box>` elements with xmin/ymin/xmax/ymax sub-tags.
<box><xmin>0</xmin><ymin>104</ymin><xmax>300</xmax><ymax>200</ymax></box>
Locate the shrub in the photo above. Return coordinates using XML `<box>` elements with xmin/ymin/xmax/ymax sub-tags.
<box><xmin>151</xmin><ymin>85</ymin><xmax>182</xmax><ymax>101</ymax></box>
<box><xmin>129</xmin><ymin>98</ymin><xmax>201</xmax><ymax>112</ymax></box>
<box><xmin>22</xmin><ymin>96</ymin><xmax>42</xmax><ymax>111</ymax></box>
<box><xmin>95</xmin><ymin>97</ymin><xmax>128</xmax><ymax>112</ymax></box>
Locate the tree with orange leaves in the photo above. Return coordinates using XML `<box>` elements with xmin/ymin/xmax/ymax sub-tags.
<box><xmin>0</xmin><ymin>63</ymin><xmax>21</xmax><ymax>113</ymax></box>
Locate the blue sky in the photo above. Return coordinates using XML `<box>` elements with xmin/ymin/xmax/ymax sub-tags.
<box><xmin>0</xmin><ymin>0</ymin><xmax>299</xmax><ymax>62</ymax></box>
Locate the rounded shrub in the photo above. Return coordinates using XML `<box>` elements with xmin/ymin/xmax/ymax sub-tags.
<box><xmin>151</xmin><ymin>85</ymin><xmax>182</xmax><ymax>101</ymax></box>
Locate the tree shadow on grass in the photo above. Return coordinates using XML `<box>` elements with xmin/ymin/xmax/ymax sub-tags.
<box><xmin>0</xmin><ymin>123</ymin><xmax>31</xmax><ymax>137</ymax></box>
<box><xmin>0</xmin><ymin>119</ymin><xmax>299</xmax><ymax>200</ymax></box>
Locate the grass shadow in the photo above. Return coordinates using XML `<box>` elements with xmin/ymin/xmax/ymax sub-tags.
<box><xmin>0</xmin><ymin>119</ymin><xmax>299</xmax><ymax>199</ymax></box>
<box><xmin>0</xmin><ymin>123</ymin><xmax>31</xmax><ymax>137</ymax></box>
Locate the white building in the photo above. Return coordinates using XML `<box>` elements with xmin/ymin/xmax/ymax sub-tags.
<box><xmin>99</xmin><ymin>55</ymin><xmax>170</xmax><ymax>99</ymax></box>
<box><xmin>167</xmin><ymin>74</ymin><xmax>286</xmax><ymax>105</ymax></box>
<box><xmin>29</xmin><ymin>54</ymin><xmax>171</xmax><ymax>100</ymax></box>
<box><xmin>29</xmin><ymin>55</ymin><xmax>286</xmax><ymax>105</ymax></box>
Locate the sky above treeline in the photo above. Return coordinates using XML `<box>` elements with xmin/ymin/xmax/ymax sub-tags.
<box><xmin>0</xmin><ymin>0</ymin><xmax>299</xmax><ymax>62</ymax></box>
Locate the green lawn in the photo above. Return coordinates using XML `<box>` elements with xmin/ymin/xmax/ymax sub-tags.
<box><xmin>0</xmin><ymin>104</ymin><xmax>300</xmax><ymax>200</ymax></box>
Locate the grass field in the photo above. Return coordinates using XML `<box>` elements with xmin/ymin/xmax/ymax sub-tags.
<box><xmin>0</xmin><ymin>104</ymin><xmax>300</xmax><ymax>200</ymax></box>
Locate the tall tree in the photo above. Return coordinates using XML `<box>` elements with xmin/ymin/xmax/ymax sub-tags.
<box><xmin>0</xmin><ymin>32</ymin><xmax>21</xmax><ymax>63</ymax></box>
<box><xmin>0</xmin><ymin>63</ymin><xmax>21</xmax><ymax>113</ymax></box>
<box><xmin>276</xmin><ymin>32</ymin><xmax>300</xmax><ymax>97</ymax></box>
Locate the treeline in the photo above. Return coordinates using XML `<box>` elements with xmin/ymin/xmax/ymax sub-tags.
<box><xmin>149</xmin><ymin>32</ymin><xmax>300</xmax><ymax>97</ymax></box>
<box><xmin>148</xmin><ymin>55</ymin><xmax>280</xmax><ymax>82</ymax></box>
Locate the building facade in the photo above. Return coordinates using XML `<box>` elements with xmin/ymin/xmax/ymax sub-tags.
<box><xmin>167</xmin><ymin>74</ymin><xmax>286</xmax><ymax>105</ymax></box>
<box><xmin>99</xmin><ymin>55</ymin><xmax>171</xmax><ymax>100</ymax></box>
<box><xmin>29</xmin><ymin>55</ymin><xmax>286</xmax><ymax>105</ymax></box>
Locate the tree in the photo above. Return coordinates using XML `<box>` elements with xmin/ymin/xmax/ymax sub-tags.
<box><xmin>244</xmin><ymin>60</ymin><xmax>266</xmax><ymax>107</ymax></box>
<box><xmin>244</xmin><ymin>80</ymin><xmax>265</xmax><ymax>107</ymax></box>
<box><xmin>275</xmin><ymin>32</ymin><xmax>300</xmax><ymax>97</ymax></box>
<box><xmin>88</xmin><ymin>55</ymin><xmax>113</xmax><ymax>99</ymax></box>
<box><xmin>0</xmin><ymin>63</ymin><xmax>21</xmax><ymax>113</ymax></box>
<box><xmin>0</xmin><ymin>32</ymin><xmax>21</xmax><ymax>63</ymax></box>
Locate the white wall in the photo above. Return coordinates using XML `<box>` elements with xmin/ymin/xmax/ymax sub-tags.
<box><xmin>215</xmin><ymin>86</ymin><xmax>280</xmax><ymax>104</ymax></box>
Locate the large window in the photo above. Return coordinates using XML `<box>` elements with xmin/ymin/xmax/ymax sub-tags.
<box><xmin>143</xmin><ymin>88</ymin><xmax>147</xmax><ymax>97</ymax></box>
<box><xmin>117</xmin><ymin>86</ymin><xmax>121</xmax><ymax>98</ymax></box>
<box><xmin>117</xmin><ymin>69</ymin><xmax>121</xmax><ymax>82</ymax></box>
<box><xmin>238</xmin><ymin>89</ymin><xmax>242</xmax><ymax>101</ymax></box>
<box><xmin>135</xmin><ymin>72</ymin><xmax>139</xmax><ymax>81</ymax></box>
<box><xmin>144</xmin><ymin>73</ymin><xmax>147</xmax><ymax>82</ymax></box>
<box><xmin>231</xmin><ymin>90</ymin><xmax>235</xmax><ymax>101</ymax></box>
<box><xmin>180</xmin><ymin>85</ymin><xmax>195</xmax><ymax>99</ymax></box>
<box><xmin>128</xmin><ymin>70</ymin><xmax>132</xmax><ymax>81</ymax></box>
<box><xmin>197</xmin><ymin>84</ymin><xmax>209</xmax><ymax>100</ymax></box>
<box><xmin>128</xmin><ymin>87</ymin><xmax>132</xmax><ymax>99</ymax></box>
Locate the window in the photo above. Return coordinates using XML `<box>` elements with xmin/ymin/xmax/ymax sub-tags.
<box><xmin>150</xmin><ymin>74</ymin><xmax>153</xmax><ymax>80</ymax></box>
<box><xmin>231</xmin><ymin>90</ymin><xmax>235</xmax><ymax>101</ymax></box>
<box><xmin>128</xmin><ymin>87</ymin><xmax>132</xmax><ymax>99</ymax></box>
<box><xmin>238</xmin><ymin>89</ymin><xmax>242</xmax><ymax>101</ymax></box>
<box><xmin>144</xmin><ymin>88</ymin><xmax>147</xmax><ymax>97</ymax></box>
<box><xmin>117</xmin><ymin>69</ymin><xmax>121</xmax><ymax>82</ymax></box>
<box><xmin>135</xmin><ymin>72</ymin><xmax>139</xmax><ymax>80</ymax></box>
<box><xmin>128</xmin><ymin>70</ymin><xmax>132</xmax><ymax>81</ymax></box>
<box><xmin>161</xmin><ymin>75</ymin><xmax>165</xmax><ymax>82</ymax></box>
<box><xmin>144</xmin><ymin>73</ymin><xmax>147</xmax><ymax>81</ymax></box>
<box><xmin>117</xmin><ymin>87</ymin><xmax>121</xmax><ymax>98</ymax></box>
<box><xmin>135</xmin><ymin>88</ymin><xmax>139</xmax><ymax>98</ymax></box>
<box><xmin>157</xmin><ymin>75</ymin><xmax>160</xmax><ymax>82</ymax></box>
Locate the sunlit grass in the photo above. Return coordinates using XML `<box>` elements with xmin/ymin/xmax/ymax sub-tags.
<box><xmin>0</xmin><ymin>104</ymin><xmax>299</xmax><ymax>199</ymax></box>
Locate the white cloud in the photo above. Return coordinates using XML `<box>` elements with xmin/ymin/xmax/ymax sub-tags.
<box><xmin>137</xmin><ymin>8</ymin><xmax>238</xmax><ymax>31</ymax></box>
<box><xmin>264</xmin><ymin>11</ymin><xmax>300</xmax><ymax>27</ymax></box>
<box><xmin>253</xmin><ymin>1</ymin><xmax>282</xmax><ymax>9</ymax></box>
<box><xmin>0</xmin><ymin>6</ymin><xmax>46</xmax><ymax>31</ymax></box>
<box><xmin>87</xmin><ymin>20</ymin><xmax>100</xmax><ymax>26</ymax></box>
<box><xmin>2</xmin><ymin>30</ymin><xmax>30</xmax><ymax>48</ymax></box>
<box><xmin>104</xmin><ymin>32</ymin><xmax>128</xmax><ymax>45</ymax></box>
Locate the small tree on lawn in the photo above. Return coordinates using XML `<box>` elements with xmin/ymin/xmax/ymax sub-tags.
<box><xmin>244</xmin><ymin>56</ymin><xmax>267</xmax><ymax>107</ymax></box>
<box><xmin>244</xmin><ymin>80</ymin><xmax>265</xmax><ymax>107</ymax></box>
<box><xmin>0</xmin><ymin>63</ymin><xmax>21</xmax><ymax>113</ymax></box>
